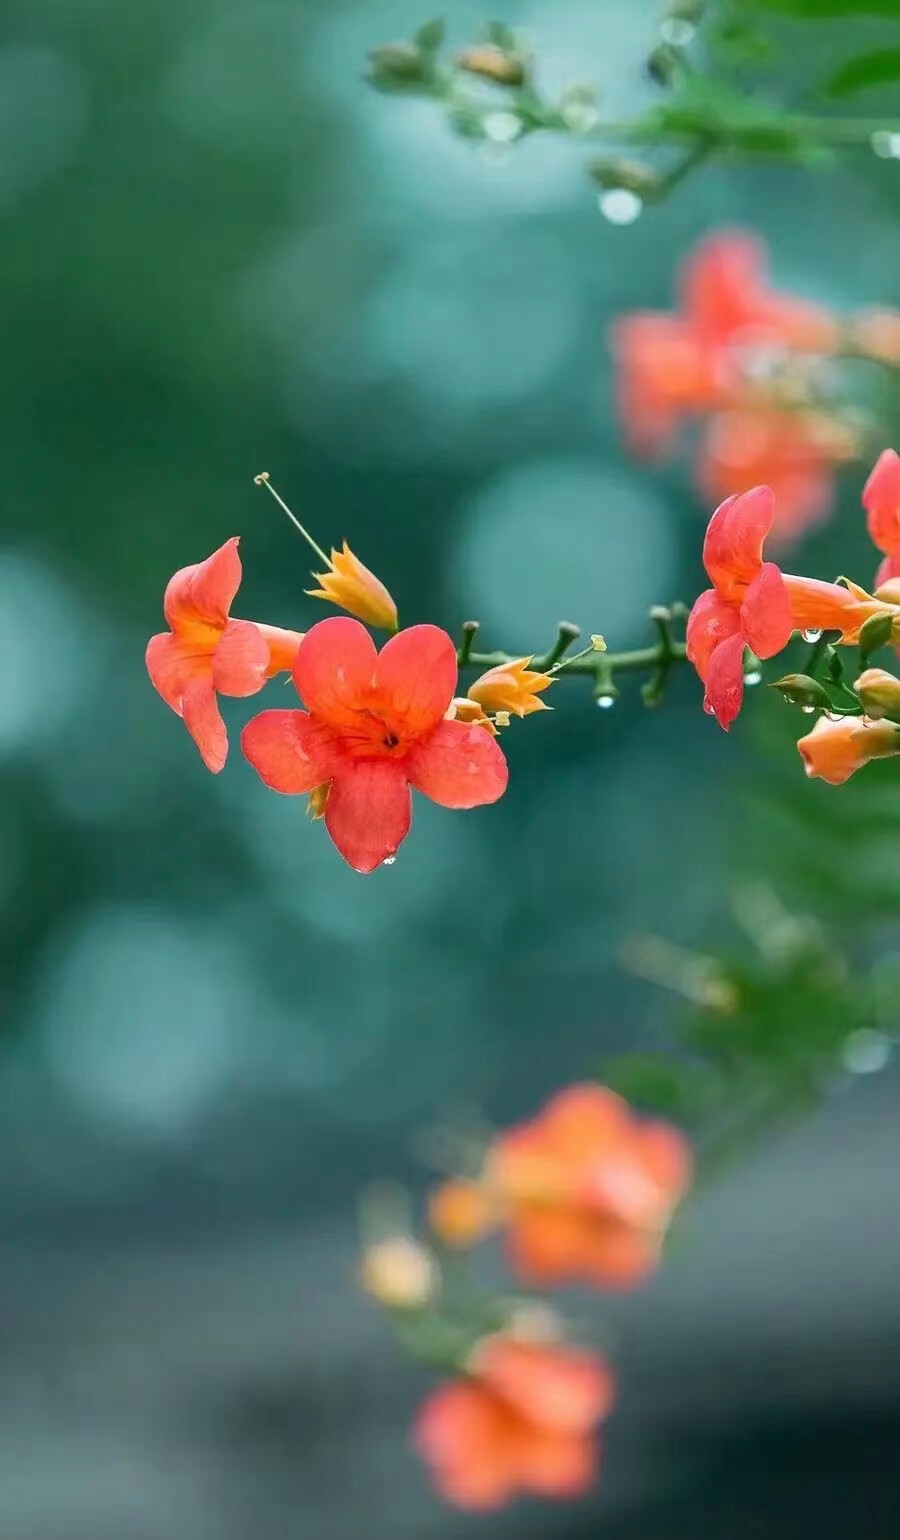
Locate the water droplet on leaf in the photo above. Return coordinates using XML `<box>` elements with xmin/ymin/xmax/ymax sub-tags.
<box><xmin>482</xmin><ymin>110</ymin><xmax>523</xmax><ymax>145</ymax></box>
<box><xmin>802</xmin><ymin>629</ymin><xmax>822</xmax><ymax>644</ymax></box>
<box><xmin>659</xmin><ymin>17</ymin><xmax>695</xmax><ymax>45</ymax></box>
<box><xmin>800</xmin><ymin>704</ymin><xmax>816</xmax><ymax>715</ymax></box>
<box><xmin>598</xmin><ymin>189</ymin><xmax>642</xmax><ymax>225</ymax></box>
<box><xmin>843</xmin><ymin>1028</ymin><xmax>891</xmax><ymax>1076</ymax></box>
<box><xmin>871</xmin><ymin>130</ymin><xmax>900</xmax><ymax>160</ymax></box>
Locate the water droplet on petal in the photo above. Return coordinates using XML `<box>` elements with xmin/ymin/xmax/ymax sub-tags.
<box><xmin>800</xmin><ymin>704</ymin><xmax>816</xmax><ymax>715</ymax></box>
<box><xmin>596</xmin><ymin>694</ymin><xmax>616</xmax><ymax>709</ymax></box>
<box><xmin>802</xmin><ymin>628</ymin><xmax>822</xmax><ymax>644</ymax></box>
<box><xmin>744</xmin><ymin>669</ymin><xmax>762</xmax><ymax>687</ymax></box>
<box><xmin>598</xmin><ymin>189</ymin><xmax>643</xmax><ymax>225</ymax></box>
<box><xmin>382</xmin><ymin>855</ymin><xmax>397</xmax><ymax>867</ymax></box>
<box><xmin>660</xmin><ymin>17</ymin><xmax>695</xmax><ymax>45</ymax></box>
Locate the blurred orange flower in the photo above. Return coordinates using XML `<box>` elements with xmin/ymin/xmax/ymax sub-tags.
<box><xmin>697</xmin><ymin>408</ymin><xmax>857</xmax><ymax>547</ymax></box>
<box><xmin>415</xmin><ymin>1332</ymin><xmax>615</xmax><ymax>1509</ymax></box>
<box><xmin>864</xmin><ymin>448</ymin><xmax>900</xmax><ymax>589</ymax></box>
<box><xmin>609</xmin><ymin>228</ymin><xmax>894</xmax><ymax>546</ymax></box>
<box><xmin>432</xmin><ymin>1084</ymin><xmax>691</xmax><ymax>1289</ymax></box>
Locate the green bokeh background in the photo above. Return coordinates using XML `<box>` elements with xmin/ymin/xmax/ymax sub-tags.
<box><xmin>2</xmin><ymin>0</ymin><xmax>900</xmax><ymax>1535</ymax></box>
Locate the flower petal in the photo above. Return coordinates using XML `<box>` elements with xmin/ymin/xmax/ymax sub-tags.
<box><xmin>163</xmin><ymin>536</ymin><xmax>242</xmax><ymax>635</ymax></box>
<box><xmin>373</xmin><ymin>624</ymin><xmax>458</xmax><ymax>737</ymax></box>
<box><xmin>256</xmin><ymin>622</ymin><xmax>305</xmax><ymax>676</ymax></box>
<box><xmin>414</xmin><ymin>1383</ymin><xmax>514</xmax><ymax>1511</ymax></box>
<box><xmin>292</xmin><ymin>616</ymin><xmax>378</xmax><ymax>726</ymax></box>
<box><xmin>475</xmin><ymin>1338</ymin><xmax>614</xmax><ymax>1435</ymax></box>
<box><xmin>685</xmin><ymin>589</ymin><xmax>741</xmax><ymax>681</ymax></box>
<box><xmin>181</xmin><ymin>673</ymin><xmax>228</xmax><ymax>773</ymax></box>
<box><xmin>702</xmin><ymin>631</ymin><xmax>746</xmax><ymax>731</ymax></box>
<box><xmin>241</xmin><ymin>710</ymin><xmax>343</xmax><ymax>794</ymax></box>
<box><xmin>703</xmin><ymin>485</ymin><xmax>775</xmax><ymax>597</ymax></box>
<box><xmin>324</xmin><ymin>759</ymin><xmax>411</xmax><ymax>873</ymax></box>
<box><xmin>680</xmin><ymin>229</ymin><xmax>764</xmax><ymax>338</ymax></box>
<box><xmin>521</xmin><ymin>1430</ymin><xmax>597</xmax><ymax>1500</ymax></box>
<box><xmin>212</xmin><ymin>619</ymin><xmax>270</xmax><ymax>697</ymax></box>
<box><xmin>406</xmin><ymin>719</ymin><xmax>509</xmax><ymax>809</ymax></box>
<box><xmin>863</xmin><ymin>447</ymin><xmax>900</xmax><ymax>557</ymax></box>
<box><xmin>739</xmin><ymin>560</ymin><xmax>794</xmax><ymax>659</ymax></box>
<box><xmin>145</xmin><ymin>631</ymin><xmax>212</xmax><ymax>714</ymax></box>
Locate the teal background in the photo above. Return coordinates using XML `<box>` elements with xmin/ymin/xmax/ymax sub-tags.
<box><xmin>2</xmin><ymin>0</ymin><xmax>900</xmax><ymax>1535</ymax></box>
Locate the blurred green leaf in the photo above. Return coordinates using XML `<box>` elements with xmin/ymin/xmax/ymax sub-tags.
<box><xmin>602</xmin><ymin>1053</ymin><xmax>724</xmax><ymax>1122</ymax></box>
<box><xmin>746</xmin><ymin>0</ymin><xmax>900</xmax><ymax>15</ymax></box>
<box><xmin>827</xmin><ymin>46</ymin><xmax>900</xmax><ymax>96</ymax></box>
<box><xmin>414</xmin><ymin>17</ymin><xmax>446</xmax><ymax>54</ymax></box>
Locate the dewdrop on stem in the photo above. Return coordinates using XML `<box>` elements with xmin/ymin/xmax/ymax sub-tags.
<box><xmin>801</xmin><ymin>629</ymin><xmax>823</xmax><ymax>644</ymax></box>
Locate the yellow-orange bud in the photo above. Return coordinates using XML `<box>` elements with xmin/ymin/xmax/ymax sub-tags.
<box><xmin>359</xmin><ymin>1236</ymin><xmax>438</xmax><ymax>1310</ymax></box>
<box><xmin>797</xmin><ymin>714</ymin><xmax>900</xmax><ymax>786</ymax></box>
<box><xmin>854</xmin><ymin>668</ymin><xmax>900</xmax><ymax>722</ymax></box>
<box><xmin>456</xmin><ymin>44</ymin><xmax>525</xmax><ymax>86</ymax></box>
<box><xmin>307</xmin><ymin>542</ymin><xmax>398</xmax><ymax>631</ymax></box>
<box><xmin>306</xmin><ymin>782</ymin><xmax>331</xmax><ymax>820</ymax></box>
<box><xmin>429</xmin><ymin>1179</ymin><xmax>496</xmax><ymax>1248</ymax></box>
<box><xmin>468</xmin><ymin>657</ymin><xmax>553</xmax><ymax>718</ymax></box>
<box><xmin>445</xmin><ymin>696</ymin><xmax>497</xmax><ymax>734</ymax></box>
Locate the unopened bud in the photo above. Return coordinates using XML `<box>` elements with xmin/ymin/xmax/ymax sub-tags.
<box><xmin>360</xmin><ymin>1237</ymin><xmax>438</xmax><ymax>1310</ymax></box>
<box><xmin>859</xmin><ymin>610</ymin><xmax>895</xmax><ymax>657</ymax></box>
<box><xmin>367</xmin><ymin>41</ymin><xmax>427</xmax><ymax>89</ymax></box>
<box><xmin>854</xmin><ymin>668</ymin><xmax>900</xmax><ymax>721</ymax></box>
<box><xmin>456</xmin><ymin>44</ymin><xmax>526</xmax><ymax>86</ymax></box>
<box><xmin>771</xmin><ymin>674</ymin><xmax>831</xmax><ymax>711</ymax></box>
<box><xmin>589</xmin><ymin>158</ymin><xmax>661</xmax><ymax>197</ymax></box>
<box><xmin>646</xmin><ymin>43</ymin><xmax>680</xmax><ymax>85</ymax></box>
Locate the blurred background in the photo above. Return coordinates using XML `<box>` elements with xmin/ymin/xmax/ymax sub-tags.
<box><xmin>2</xmin><ymin>0</ymin><xmax>900</xmax><ymax>1534</ymax></box>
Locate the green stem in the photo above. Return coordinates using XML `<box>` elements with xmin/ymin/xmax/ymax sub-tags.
<box><xmin>532</xmin><ymin>622</ymin><xmax>581</xmax><ymax>672</ymax></box>
<box><xmin>461</xmin><ymin>641</ymin><xmax>688</xmax><ymax>677</ymax></box>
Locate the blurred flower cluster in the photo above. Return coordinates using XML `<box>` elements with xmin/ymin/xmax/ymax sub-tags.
<box><xmin>361</xmin><ymin>1085</ymin><xmax>691</xmax><ymax>1508</ymax></box>
<box><xmin>612</xmin><ymin>230</ymin><xmax>900</xmax><ymax>544</ymax></box>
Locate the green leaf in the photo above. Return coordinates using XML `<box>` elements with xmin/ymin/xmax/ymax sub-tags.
<box><xmin>414</xmin><ymin>17</ymin><xmax>445</xmax><ymax>54</ymax></box>
<box><xmin>827</xmin><ymin>46</ymin><xmax>900</xmax><ymax>96</ymax></box>
<box><xmin>485</xmin><ymin>20</ymin><xmax>519</xmax><ymax>51</ymax></box>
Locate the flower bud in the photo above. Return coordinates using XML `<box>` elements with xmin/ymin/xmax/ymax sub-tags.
<box><xmin>367</xmin><ymin>41</ymin><xmax>428</xmax><ymax>90</ymax></box>
<box><xmin>468</xmin><ymin>658</ymin><xmax>553</xmax><ymax>718</ymax></box>
<box><xmin>456</xmin><ymin>44</ymin><xmax>526</xmax><ymax>86</ymax></box>
<box><xmin>445</xmin><ymin>697</ymin><xmax>497</xmax><ymax>734</ymax></box>
<box><xmin>307</xmin><ymin>542</ymin><xmax>398</xmax><ymax>631</ymax></box>
<box><xmin>306</xmin><ymin>782</ymin><xmax>330</xmax><ymax>821</ymax></box>
<box><xmin>770</xmin><ymin>673</ymin><xmax>831</xmax><ymax>711</ymax></box>
<box><xmin>854</xmin><ymin>668</ymin><xmax>900</xmax><ymax>721</ymax></box>
<box><xmin>589</xmin><ymin>158</ymin><xmax>661</xmax><ymax>197</ymax></box>
<box><xmin>858</xmin><ymin>610</ymin><xmax>895</xmax><ymax>657</ymax></box>
<box><xmin>429</xmin><ymin>1179</ymin><xmax>496</xmax><ymax>1248</ymax></box>
<box><xmin>798</xmin><ymin>715</ymin><xmax>900</xmax><ymax>785</ymax></box>
<box><xmin>360</xmin><ymin>1237</ymin><xmax>438</xmax><ymax>1310</ymax></box>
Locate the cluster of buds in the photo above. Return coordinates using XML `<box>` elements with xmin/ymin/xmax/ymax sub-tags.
<box><xmin>686</xmin><ymin>449</ymin><xmax>900</xmax><ymax>785</ymax></box>
<box><xmin>612</xmin><ymin>229</ymin><xmax>900</xmax><ymax>544</ymax></box>
<box><xmin>359</xmin><ymin>1085</ymin><xmax>691</xmax><ymax>1509</ymax></box>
